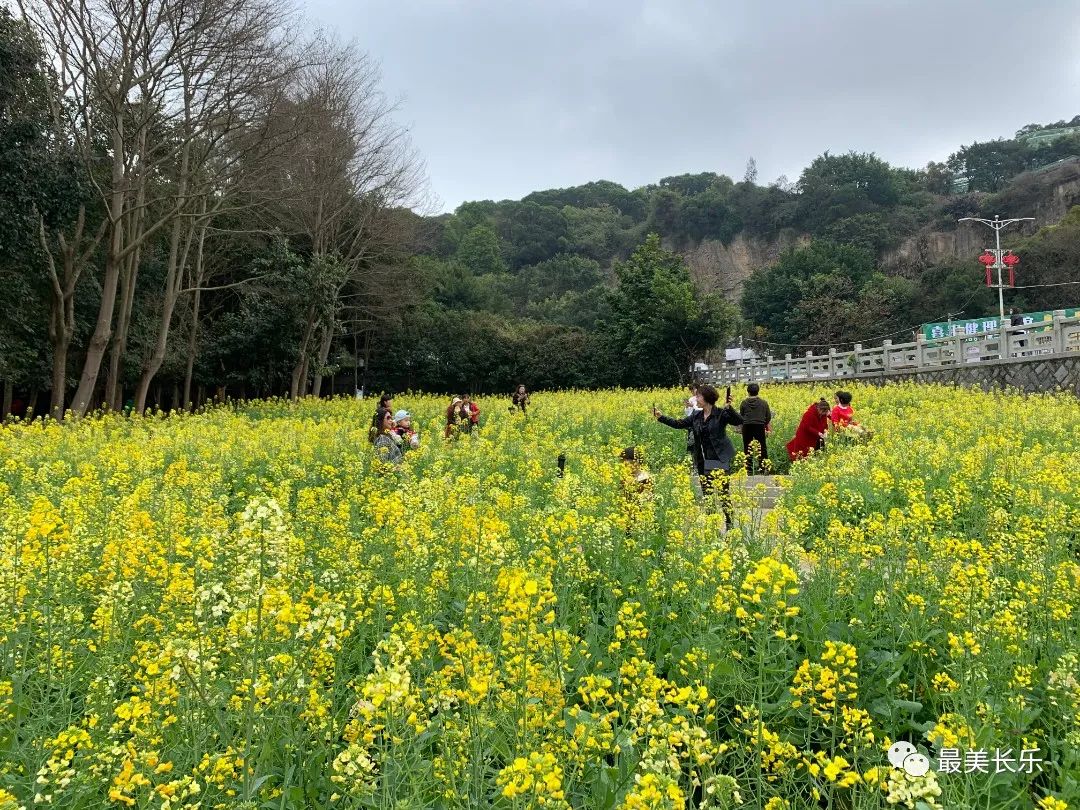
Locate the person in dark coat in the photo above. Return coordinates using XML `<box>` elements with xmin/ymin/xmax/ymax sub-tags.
<box><xmin>462</xmin><ymin>394</ymin><xmax>480</xmax><ymax>429</ymax></box>
<box><xmin>652</xmin><ymin>384</ymin><xmax>743</xmax><ymax>529</ymax></box>
<box><xmin>511</xmin><ymin>384</ymin><xmax>529</xmax><ymax>416</ymax></box>
<box><xmin>739</xmin><ymin>382</ymin><xmax>772</xmax><ymax>475</ymax></box>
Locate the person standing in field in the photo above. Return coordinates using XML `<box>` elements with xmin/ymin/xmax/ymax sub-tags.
<box><xmin>370</xmin><ymin>393</ymin><xmax>393</xmax><ymax>442</ymax></box>
<box><xmin>511</xmin><ymin>384</ymin><xmax>529</xmax><ymax>415</ymax></box>
<box><xmin>652</xmin><ymin>384</ymin><xmax>742</xmax><ymax>530</ymax></box>
<box><xmin>462</xmin><ymin>394</ymin><xmax>480</xmax><ymax>430</ymax></box>
<box><xmin>685</xmin><ymin>385</ymin><xmax>703</xmax><ymax>499</ymax></box>
<box><xmin>374</xmin><ymin>393</ymin><xmax>392</xmax><ymax>422</ymax></box>
<box><xmin>786</xmin><ymin>398</ymin><xmax>830</xmax><ymax>461</ymax></box>
<box><xmin>739</xmin><ymin>383</ymin><xmax>772</xmax><ymax>475</ymax></box>
<box><xmin>372</xmin><ymin>408</ymin><xmax>404</xmax><ymax>465</ymax></box>
<box><xmin>445</xmin><ymin>397</ymin><xmax>465</xmax><ymax>438</ymax></box>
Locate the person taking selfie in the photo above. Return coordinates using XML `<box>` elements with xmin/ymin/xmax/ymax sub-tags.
<box><xmin>652</xmin><ymin>384</ymin><xmax>742</xmax><ymax>529</ymax></box>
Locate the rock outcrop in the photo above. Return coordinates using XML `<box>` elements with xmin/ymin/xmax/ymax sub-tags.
<box><xmin>678</xmin><ymin>231</ymin><xmax>809</xmax><ymax>300</ymax></box>
<box><xmin>683</xmin><ymin>160</ymin><xmax>1080</xmax><ymax>299</ymax></box>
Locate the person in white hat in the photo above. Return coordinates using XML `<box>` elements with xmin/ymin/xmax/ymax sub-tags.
<box><xmin>393</xmin><ymin>409</ymin><xmax>420</xmax><ymax>450</ymax></box>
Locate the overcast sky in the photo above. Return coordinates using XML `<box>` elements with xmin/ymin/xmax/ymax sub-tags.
<box><xmin>304</xmin><ymin>0</ymin><xmax>1080</xmax><ymax>213</ymax></box>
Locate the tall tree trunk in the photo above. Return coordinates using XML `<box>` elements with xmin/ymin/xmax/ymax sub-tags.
<box><xmin>106</xmin><ymin>170</ymin><xmax>145</xmax><ymax>410</ymax></box>
<box><xmin>181</xmin><ymin>222</ymin><xmax>208</xmax><ymax>411</ymax></box>
<box><xmin>70</xmin><ymin>135</ymin><xmax>127</xmax><ymax>417</ymax></box>
<box><xmin>352</xmin><ymin>331</ymin><xmax>359</xmax><ymax>394</ymax></box>
<box><xmin>50</xmin><ymin>335</ymin><xmax>69</xmax><ymax>420</ymax></box>
<box><xmin>182</xmin><ymin>283</ymin><xmax>202</xmax><ymax>411</ymax></box>
<box><xmin>290</xmin><ymin>305</ymin><xmax>318</xmax><ymax>400</ymax></box>
<box><xmin>361</xmin><ymin>328</ymin><xmax>372</xmax><ymax>392</ymax></box>
<box><xmin>71</xmin><ymin>245</ymin><xmax>122</xmax><ymax>415</ymax></box>
<box><xmin>38</xmin><ymin>209</ymin><xmax>92</xmax><ymax>420</ymax></box>
<box><xmin>46</xmin><ymin>291</ymin><xmax>72</xmax><ymax>421</ymax></box>
<box><xmin>133</xmin><ymin>156</ymin><xmax>196</xmax><ymax>413</ymax></box>
<box><xmin>105</xmin><ymin>247</ymin><xmax>139</xmax><ymax>411</ymax></box>
<box><xmin>298</xmin><ymin>356</ymin><xmax>310</xmax><ymax>398</ymax></box>
<box><xmin>310</xmin><ymin>317</ymin><xmax>335</xmax><ymax>398</ymax></box>
<box><xmin>2</xmin><ymin>380</ymin><xmax>12</xmax><ymax>418</ymax></box>
<box><xmin>133</xmin><ymin>232</ymin><xmax>180</xmax><ymax>412</ymax></box>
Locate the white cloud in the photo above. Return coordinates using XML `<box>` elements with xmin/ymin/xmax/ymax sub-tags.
<box><xmin>306</xmin><ymin>0</ymin><xmax>1080</xmax><ymax>211</ymax></box>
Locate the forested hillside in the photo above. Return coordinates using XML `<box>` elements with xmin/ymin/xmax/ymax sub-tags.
<box><xmin>389</xmin><ymin>124</ymin><xmax>1080</xmax><ymax>388</ymax></box>
<box><xmin>2</xmin><ymin>0</ymin><xmax>1078</xmax><ymax>414</ymax></box>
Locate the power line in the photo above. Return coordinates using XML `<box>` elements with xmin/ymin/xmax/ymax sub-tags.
<box><xmin>1011</xmin><ymin>280</ymin><xmax>1080</xmax><ymax>289</ymax></box>
<box><xmin>744</xmin><ymin>324</ymin><xmax>916</xmax><ymax>350</ymax></box>
<box><xmin>742</xmin><ymin>290</ymin><xmax>984</xmax><ymax>351</ymax></box>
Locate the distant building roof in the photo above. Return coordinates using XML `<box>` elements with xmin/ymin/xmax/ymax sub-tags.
<box><xmin>725</xmin><ymin>348</ymin><xmax>759</xmax><ymax>363</ymax></box>
<box><xmin>1019</xmin><ymin>126</ymin><xmax>1080</xmax><ymax>147</ymax></box>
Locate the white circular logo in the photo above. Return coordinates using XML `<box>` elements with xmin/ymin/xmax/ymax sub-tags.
<box><xmin>888</xmin><ymin>742</ymin><xmax>931</xmax><ymax>777</ymax></box>
<box><xmin>888</xmin><ymin>741</ymin><xmax>917</xmax><ymax>769</ymax></box>
<box><xmin>902</xmin><ymin>753</ymin><xmax>930</xmax><ymax>777</ymax></box>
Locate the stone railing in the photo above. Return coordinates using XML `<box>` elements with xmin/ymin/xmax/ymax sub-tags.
<box><xmin>704</xmin><ymin>310</ymin><xmax>1080</xmax><ymax>385</ymax></box>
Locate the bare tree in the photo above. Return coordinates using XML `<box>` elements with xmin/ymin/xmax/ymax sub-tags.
<box><xmin>35</xmin><ymin>205</ymin><xmax>107</xmax><ymax>418</ymax></box>
<box><xmin>129</xmin><ymin>0</ymin><xmax>300</xmax><ymax>412</ymax></box>
<box><xmin>19</xmin><ymin>0</ymin><xmax>299</xmax><ymax>415</ymax></box>
<box><xmin>263</xmin><ymin>39</ymin><xmax>425</xmax><ymax>400</ymax></box>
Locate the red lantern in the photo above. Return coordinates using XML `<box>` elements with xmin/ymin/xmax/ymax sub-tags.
<box><xmin>1002</xmin><ymin>253</ymin><xmax>1019</xmax><ymax>287</ymax></box>
<box><xmin>978</xmin><ymin>251</ymin><xmax>996</xmax><ymax>287</ymax></box>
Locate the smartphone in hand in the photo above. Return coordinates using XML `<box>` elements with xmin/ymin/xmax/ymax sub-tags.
<box><xmin>725</xmin><ymin>386</ymin><xmax>732</xmax><ymax>404</ymax></box>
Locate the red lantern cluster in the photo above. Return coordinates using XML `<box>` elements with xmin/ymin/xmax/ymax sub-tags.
<box><xmin>1002</xmin><ymin>252</ymin><xmax>1020</xmax><ymax>287</ymax></box>
<box><xmin>976</xmin><ymin>250</ymin><xmax>1020</xmax><ymax>287</ymax></box>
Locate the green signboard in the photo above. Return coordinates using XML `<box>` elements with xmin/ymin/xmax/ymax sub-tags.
<box><xmin>921</xmin><ymin>309</ymin><xmax>1080</xmax><ymax>341</ymax></box>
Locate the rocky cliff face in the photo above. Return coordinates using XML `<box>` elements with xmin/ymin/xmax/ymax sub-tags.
<box><xmin>884</xmin><ymin>160</ymin><xmax>1080</xmax><ymax>274</ymax></box>
<box><xmin>678</xmin><ymin>160</ymin><xmax>1080</xmax><ymax>303</ymax></box>
<box><xmin>678</xmin><ymin>231</ymin><xmax>809</xmax><ymax>301</ymax></box>
<box><xmin>1033</xmin><ymin>171</ymin><xmax>1080</xmax><ymax>223</ymax></box>
<box><xmin>881</xmin><ymin>226</ymin><xmax>986</xmax><ymax>273</ymax></box>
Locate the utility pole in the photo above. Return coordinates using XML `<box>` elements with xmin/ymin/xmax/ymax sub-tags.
<box><xmin>944</xmin><ymin>310</ymin><xmax>964</xmax><ymax>336</ymax></box>
<box><xmin>958</xmin><ymin>214</ymin><xmax>1034</xmax><ymax>327</ymax></box>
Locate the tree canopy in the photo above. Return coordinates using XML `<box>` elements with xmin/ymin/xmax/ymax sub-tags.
<box><xmin>0</xmin><ymin>20</ymin><xmax>1076</xmax><ymax>419</ymax></box>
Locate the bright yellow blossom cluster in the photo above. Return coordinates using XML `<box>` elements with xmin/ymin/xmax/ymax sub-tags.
<box><xmin>0</xmin><ymin>383</ymin><xmax>1076</xmax><ymax>807</ymax></box>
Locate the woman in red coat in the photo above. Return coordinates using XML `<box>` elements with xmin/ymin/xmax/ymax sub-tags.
<box><xmin>786</xmin><ymin>399</ymin><xmax>831</xmax><ymax>461</ymax></box>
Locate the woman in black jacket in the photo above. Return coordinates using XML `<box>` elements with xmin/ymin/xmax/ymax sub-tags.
<box><xmin>652</xmin><ymin>384</ymin><xmax>743</xmax><ymax>529</ymax></box>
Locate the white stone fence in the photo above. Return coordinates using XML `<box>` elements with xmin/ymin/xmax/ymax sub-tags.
<box><xmin>703</xmin><ymin>310</ymin><xmax>1080</xmax><ymax>385</ymax></box>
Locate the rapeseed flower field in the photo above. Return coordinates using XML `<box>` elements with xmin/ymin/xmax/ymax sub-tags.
<box><xmin>0</xmin><ymin>384</ymin><xmax>1077</xmax><ymax>809</ymax></box>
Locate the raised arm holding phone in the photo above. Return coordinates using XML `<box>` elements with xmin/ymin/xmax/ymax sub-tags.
<box><xmin>652</xmin><ymin>384</ymin><xmax>743</xmax><ymax>529</ymax></box>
